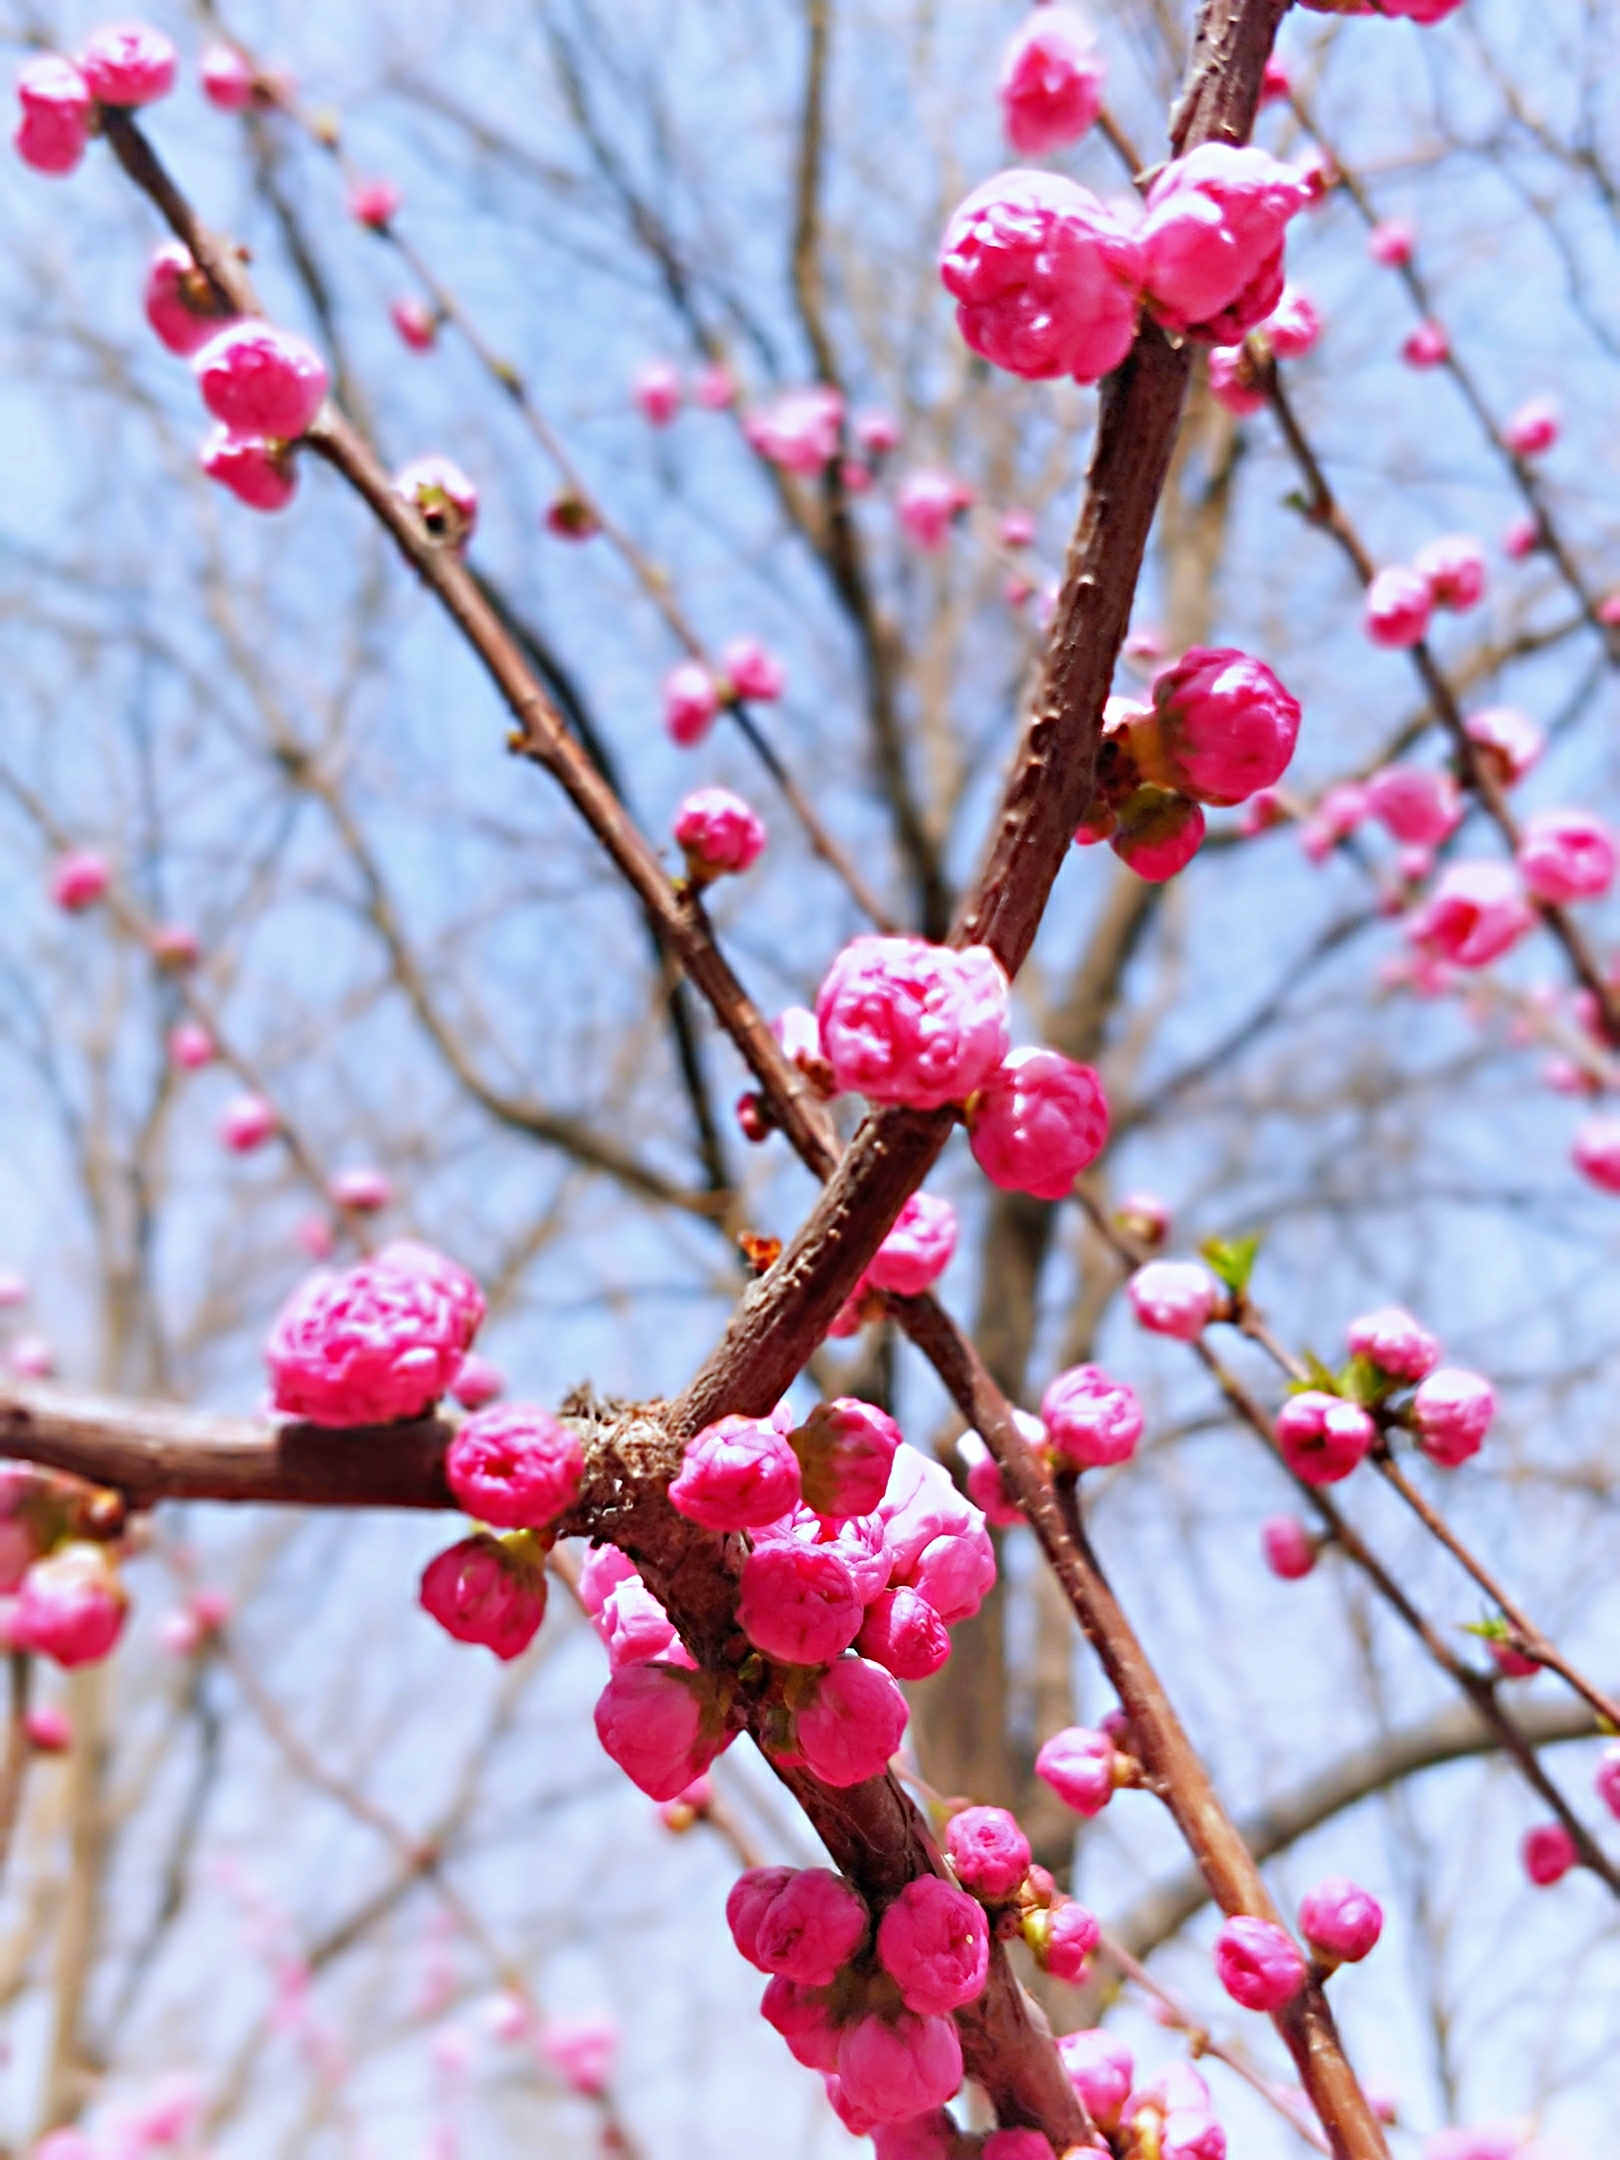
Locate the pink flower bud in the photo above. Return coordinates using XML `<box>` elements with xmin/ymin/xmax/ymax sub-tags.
<box><xmin>1364</xmin><ymin>767</ymin><xmax>1462</xmax><ymax>847</ymax></box>
<box><xmin>1412</xmin><ymin>533</ymin><xmax>1487</xmax><ymax>613</ymax></box>
<box><xmin>853</xmin><ymin>407</ymin><xmax>901</xmax><ymax>458</ymax></box>
<box><xmin>1407</xmin><ymin>862</ymin><xmax>1535</xmax><ymax>969</ymax></box>
<box><xmin>1265</xmin><ymin>285</ymin><xmax>1321</xmax><ymax>359</ymax></box>
<box><xmin>1140</xmin><ymin>145</ymin><xmax>1311</xmax><ymax>343</ymax></box>
<box><xmin>1502</xmin><ymin>396</ymin><xmax>1559</xmax><ymax>458</ymax></box>
<box><xmin>219</xmin><ymin>1093</ymin><xmax>279</xmax><ymax>1152</ymax></box>
<box><xmin>692</xmin><ymin>360</ymin><xmax>734</xmax><ymax>409</ymax></box>
<box><xmin>999</xmin><ymin>507</ymin><xmax>1037</xmax><ymax>549</ymax></box>
<box><xmin>1368</xmin><ymin>218</ymin><xmax>1415</xmax><ymax>266</ymax></box>
<box><xmin>878</xmin><ymin>1446</ymin><xmax>996</xmax><ymax>1622</ymax></box>
<box><xmin>578</xmin><ymin>1543</ymin><xmax>636</xmax><ymax>1616</ymax></box>
<box><xmin>394</xmin><ymin>453</ymin><xmax>478</xmax><ymax>552</ymax></box>
<box><xmin>865</xmin><ymin>1192</ymin><xmax>957</xmax><ymax>1297</ymax></box>
<box><xmin>145</xmin><ymin>240</ymin><xmax>236</xmax><ymax>357</ymax></box>
<box><xmin>1411</xmin><ymin>1367</ymin><xmax>1494</xmax><ymax>1466</ymax></box>
<box><xmin>1521</xmin><ymin>1822</ymin><xmax>1577</xmax><ymax>1887</ymax></box>
<box><xmin>446</xmin><ymin>1404</ymin><xmax>582</xmax><ymax>1531</ymax></box>
<box><xmin>878</xmin><ymin>1876</ymin><xmax>988</xmax><ymax>2015</ymax></box>
<box><xmin>1214</xmin><ymin>1914</ymin><xmax>1307</xmax><ymax>2010</ymax></box>
<box><xmin>391</xmin><ymin>297</ymin><xmax>438</xmax><ymax>352</ymax></box>
<box><xmin>14</xmin><ymin>1544</ymin><xmax>126</xmax><ymax>1667</ymax></box>
<box><xmin>1036</xmin><ymin>1896</ymin><xmax>1101</xmax><ymax>1982</ymax></box>
<box><xmin>450</xmin><ymin>1354</ymin><xmax>503</xmax><ymax>1411</ymax></box>
<box><xmin>542</xmin><ymin>2014</ymin><xmax>616</xmax><ymax>2095</ymax></box>
<box><xmin>982</xmin><ymin>2135</ymin><xmax>1055</xmax><ymax>2160</ymax></box>
<box><xmin>1207</xmin><ymin>344</ymin><xmax>1267</xmax><ymax>418</ymax></box>
<box><xmin>24</xmin><ymin>1704</ymin><xmax>72</xmax><ymax>1752</ymax></box>
<box><xmin>1274</xmin><ymin>1390</ymin><xmax>1376</xmax><ymax>1486</ymax></box>
<box><xmin>816</xmin><ymin>936</ymin><xmax>1010</xmax><ymax>1111</ymax></box>
<box><xmin>266</xmin><ymin>1256</ymin><xmax>470</xmax><ymax>1425</ymax></box>
<box><xmin>745</xmin><ymin>385</ymin><xmax>845</xmax><ymax>473</ymax></box>
<box><xmin>349</xmin><ymin>175</ymin><xmax>402</xmax><ymax>229</ymax></box>
<box><xmin>1299</xmin><ymin>1877</ymin><xmax>1383</xmax><ymax>1963</ymax></box>
<box><xmin>836</xmin><ymin>2011</ymin><xmax>963</xmax><ymax>2125</ymax></box>
<box><xmin>940</xmin><ymin>170</ymin><xmax>1144</xmax><ymax>384</ymax></box>
<box><xmin>896</xmin><ymin>469</ymin><xmax>975</xmax><ymax>550</ymax></box>
<box><xmin>594</xmin><ymin>1574</ymin><xmax>686</xmax><ymax>1671</ymax></box>
<box><xmin>738</xmin><ymin>1540</ymin><xmax>864</xmax><ymax>1666</ymax></box>
<box><xmin>669</xmin><ymin>1414</ymin><xmax>801</xmax><ymax>1530</ymax></box>
<box><xmin>1574</xmin><ymin>1115</ymin><xmax>1620</xmax><ymax>1194</ymax></box>
<box><xmin>747</xmin><ymin>1868</ymin><xmax>870</xmax><ymax>1986</ymax></box>
<box><xmin>1260</xmin><ymin>1515</ymin><xmax>1317</xmax><ymax>1582</ymax></box>
<box><xmin>662</xmin><ymin>660</ymin><xmax>721</xmax><ymax>747</ymax></box>
<box><xmin>719</xmin><ymin>636</ymin><xmax>785</xmax><ymax>702</ymax></box>
<box><xmin>376</xmin><ymin>1239</ymin><xmax>485</xmax><ymax>1348</ymax></box>
<box><xmin>1402</xmin><ymin>320</ymin><xmax>1449</xmax><ymax>367</ymax></box>
<box><xmin>1365</xmin><ymin>565</ymin><xmax>1434</xmax><ymax>649</ymax></box>
<box><xmin>50</xmin><ymin>849</ymin><xmax>110</xmax><ymax>911</ymax></box>
<box><xmin>1517</xmin><ymin>810</ymin><xmax>1615</xmax><ymax>904</ymax></box>
<box><xmin>760</xmin><ymin>1974</ymin><xmax>841</xmax><ymax>2071</ymax></box>
<box><xmin>200</xmin><ymin>42</ymin><xmax>256</xmax><ymax>110</ymax></box>
<box><xmin>632</xmin><ymin>359</ymin><xmax>681</xmax><ymax>426</ymax></box>
<box><xmin>1058</xmin><ymin>2029</ymin><xmax>1134</xmax><ymax>2130</ymax></box>
<box><xmin>195</xmin><ymin>323</ymin><xmax>329</xmax><ymax>441</ymax></box>
<box><xmin>673</xmin><ymin>786</ymin><xmax>766</xmax><ymax>879</ymax></box>
<box><xmin>80</xmin><ymin>22</ymin><xmax>176</xmax><ymax>107</ymax></box>
<box><xmin>1040</xmin><ymin>1364</ymin><xmax>1143</xmax><ymax>1470</ymax></box>
<box><xmin>1109</xmin><ymin>788</ymin><xmax>1207</xmax><ymax>881</ymax></box>
<box><xmin>1134</xmin><ymin>647</ymin><xmax>1302</xmax><ymax>808</ymax></box>
<box><xmin>1035</xmin><ymin>1725</ymin><xmax>1116</xmax><ymax>1816</ymax></box>
<box><xmin>789</xmin><ymin>1398</ymin><xmax>901</xmax><ymax>1522</ymax></box>
<box><xmin>1488</xmin><ymin>1637</ymin><xmax>1539</xmax><ymax>1680</ymax></box>
<box><xmin>726</xmin><ymin>1866</ymin><xmax>796</xmax><ymax>1964</ymax></box>
<box><xmin>1128</xmin><ymin>1259</ymin><xmax>1220</xmax><ymax>1340</ymax></box>
<box><xmin>419</xmin><ymin>1532</ymin><xmax>547</xmax><ymax>1660</ymax></box>
<box><xmin>794</xmin><ymin>1656</ymin><xmax>908</xmax><ymax>1786</ymax></box>
<box><xmin>944</xmin><ymin>1804</ymin><xmax>1030</xmax><ymax>1899</ymax></box>
<box><xmin>997</xmin><ymin>6</ymin><xmax>1105</xmax><ymax>154</ymax></box>
<box><xmin>1347</xmin><ymin>1305</ymin><xmax>1440</xmax><ymax>1381</ymax></box>
<box><xmin>329</xmin><ymin>1167</ymin><xmax>391</xmax><ymax>1213</ymax></box>
<box><xmin>1594</xmin><ymin>1744</ymin><xmax>1620</xmax><ymax>1819</ymax></box>
<box><xmin>14</xmin><ymin>55</ymin><xmax>94</xmax><ymax>176</ymax></box>
<box><xmin>1464</xmin><ymin>706</ymin><xmax>1544</xmax><ymax>787</ymax></box>
<box><xmin>594</xmin><ymin>1660</ymin><xmax>728</xmax><ymax>1800</ymax></box>
<box><xmin>200</xmin><ymin>427</ymin><xmax>298</xmax><ymax>512</ymax></box>
<box><xmin>967</xmin><ymin>1046</ymin><xmax>1110</xmax><ymax>1201</ymax></box>
<box><xmin>856</xmin><ymin>1586</ymin><xmax>952</xmax><ymax>1680</ymax></box>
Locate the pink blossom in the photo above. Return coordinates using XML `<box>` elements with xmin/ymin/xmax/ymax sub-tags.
<box><xmin>854</xmin><ymin>408</ymin><xmax>901</xmax><ymax>458</ymax></box>
<box><xmin>1299</xmin><ymin>1877</ymin><xmax>1383</xmax><ymax>1963</ymax></box>
<box><xmin>967</xmin><ymin>1046</ymin><xmax>1110</xmax><ymax>1201</ymax></box>
<box><xmin>1502</xmin><ymin>396</ymin><xmax>1559</xmax><ymax>458</ymax></box>
<box><xmin>542</xmin><ymin>2014</ymin><xmax>617</xmax><ymax>2095</ymax></box>
<box><xmin>957</xmin><ymin>1427</ymin><xmax>1028</xmax><ymax>1529</ymax></box>
<box><xmin>1214</xmin><ymin>1914</ymin><xmax>1307</xmax><ymax>2009</ymax></box>
<box><xmin>669</xmin><ymin>1414</ymin><xmax>801</xmax><ymax>1530</ymax></box>
<box><xmin>856</xmin><ymin>1585</ymin><xmax>952</xmax><ymax>1679</ymax></box>
<box><xmin>375</xmin><ymin>1239</ymin><xmax>485</xmax><ymax>1348</ymax></box>
<box><xmin>794</xmin><ymin>1656</ymin><xmax>908</xmax><ymax>1786</ymax></box>
<box><xmin>219</xmin><ymin>1094</ymin><xmax>279</xmax><ymax>1152</ymax></box>
<box><xmin>720</xmin><ymin>636</ymin><xmax>785</xmax><ymax>702</ymax></box>
<box><xmin>1139</xmin><ymin>145</ymin><xmax>1311</xmax><ymax>343</ymax></box>
<box><xmin>200</xmin><ymin>42</ymin><xmax>256</xmax><ymax>110</ymax></box>
<box><xmin>896</xmin><ymin>469</ymin><xmax>975</xmax><ymax>550</ymax></box>
<box><xmin>865</xmin><ymin>1192</ymin><xmax>958</xmax><ymax>1297</ymax></box>
<box><xmin>726</xmin><ymin>1866</ymin><xmax>797</xmax><ymax>1963</ymax></box>
<box><xmin>349</xmin><ymin>175</ymin><xmax>401</xmax><ymax>229</ymax></box>
<box><xmin>760</xmin><ymin>1974</ymin><xmax>841</xmax><ymax>2071</ymax></box>
<box><xmin>1207</xmin><ymin>344</ymin><xmax>1266</xmax><ymax>418</ymax></box>
<box><xmin>662</xmin><ymin>660</ymin><xmax>721</xmax><ymax>747</ymax></box>
<box><xmin>1133</xmin><ymin>646</ymin><xmax>1303</xmax><ymax>807</ymax></box>
<box><xmin>1365</xmin><ymin>565</ymin><xmax>1434</xmax><ymax>649</ymax></box>
<box><xmin>195</xmin><ymin>323</ymin><xmax>329</xmax><ymax>441</ymax></box>
<box><xmin>1040</xmin><ymin>1364</ymin><xmax>1143</xmax><ymax>1470</ymax></box>
<box><xmin>1489</xmin><ymin>1638</ymin><xmax>1539</xmax><ymax>1680</ymax></box>
<box><xmin>741</xmin><ymin>1867</ymin><xmax>870</xmax><ymax>1986</ymax></box>
<box><xmin>1594</xmin><ymin>1744</ymin><xmax>1620</xmax><ymax>1819</ymax></box>
<box><xmin>1347</xmin><ymin>1305</ymin><xmax>1441</xmax><ymax>1381</ymax></box>
<box><xmin>673</xmin><ymin>787</ymin><xmax>766</xmax><ymax>879</ymax></box>
<box><xmin>1266</xmin><ymin>285</ymin><xmax>1321</xmax><ymax>358</ymax></box>
<box><xmin>790</xmin><ymin>1398</ymin><xmax>901</xmax><ymax>1521</ymax></box>
<box><xmin>836</xmin><ymin>2011</ymin><xmax>963</xmax><ymax>2125</ymax></box>
<box><xmin>1464</xmin><ymin>706</ymin><xmax>1544</xmax><ymax>786</ymax></box>
<box><xmin>24</xmin><ymin>1704</ymin><xmax>71</xmax><ymax>1752</ymax></box>
<box><xmin>1036</xmin><ymin>1725</ymin><xmax>1116</xmax><ymax>1816</ymax></box>
<box><xmin>594</xmin><ymin>1574</ymin><xmax>685</xmax><ymax>1671</ymax></box>
<box><xmin>266</xmin><ymin>1257</ymin><xmax>469</xmax><ymax>1425</ymax></box>
<box><xmin>1574</xmin><ymin>1115</ymin><xmax>1620</xmax><ymax>1194</ymax></box>
<box><xmin>80</xmin><ymin>22</ymin><xmax>176</xmax><ymax>107</ymax></box>
<box><xmin>329</xmin><ymin>1167</ymin><xmax>391</xmax><ymax>1213</ymax></box>
<box><xmin>1300</xmin><ymin>779</ymin><xmax>1370</xmax><ymax>861</ymax></box>
<box><xmin>391</xmin><ymin>297</ymin><xmax>438</xmax><ymax>352</ymax></box>
<box><xmin>997</xmin><ymin>6</ymin><xmax>1105</xmax><ymax>154</ymax></box>
<box><xmin>446</xmin><ymin>1404</ymin><xmax>582</xmax><ymax>1531</ymax></box>
<box><xmin>1412</xmin><ymin>533</ymin><xmax>1487</xmax><ymax>613</ymax></box>
<box><xmin>1521</xmin><ymin>1821</ymin><xmax>1577</xmax><ymax>1886</ymax></box>
<box><xmin>1109</xmin><ymin>789</ymin><xmax>1207</xmax><ymax>881</ymax></box>
<box><xmin>632</xmin><ymin>359</ymin><xmax>681</xmax><ymax>425</ymax></box>
<box><xmin>200</xmin><ymin>427</ymin><xmax>298</xmax><ymax>512</ymax></box>
<box><xmin>877</xmin><ymin>1876</ymin><xmax>988</xmax><ymax>2015</ymax></box>
<box><xmin>578</xmin><ymin>1543</ymin><xmax>636</xmax><ymax>1615</ymax></box>
<box><xmin>1407</xmin><ymin>861</ymin><xmax>1535</xmax><ymax>969</ymax></box>
<box><xmin>1038</xmin><ymin>1896</ymin><xmax>1101</xmax><ymax>1982</ymax></box>
<box><xmin>14</xmin><ymin>1544</ymin><xmax>126</xmax><ymax>1667</ymax></box>
<box><xmin>816</xmin><ymin>936</ymin><xmax>1009</xmax><ymax>1111</ymax></box>
<box><xmin>394</xmin><ymin>454</ymin><xmax>478</xmax><ymax>550</ymax></box>
<box><xmin>450</xmin><ymin>1354</ymin><xmax>503</xmax><ymax>1410</ymax></box>
<box><xmin>1128</xmin><ymin>1259</ymin><xmax>1220</xmax><ymax>1340</ymax></box>
<box><xmin>746</xmin><ymin>386</ymin><xmax>844</xmax><ymax>474</ymax></box>
<box><xmin>738</xmin><ymin>1540</ymin><xmax>864</xmax><ymax>1666</ymax></box>
<box><xmin>1259</xmin><ymin>53</ymin><xmax>1292</xmax><ymax>104</ymax></box>
<box><xmin>877</xmin><ymin>1445</ymin><xmax>996</xmax><ymax>1621</ymax></box>
<box><xmin>1126</xmin><ymin>2066</ymin><xmax>1228</xmax><ymax>2160</ymax></box>
<box><xmin>1365</xmin><ymin>767</ymin><xmax>1462</xmax><ymax>847</ymax></box>
<box><xmin>419</xmin><ymin>1533</ymin><xmax>546</xmax><ymax>1660</ymax></box>
<box><xmin>1261</xmin><ymin>1514</ymin><xmax>1318</xmax><ymax>1580</ymax></box>
<box><xmin>1275</xmin><ymin>1390</ymin><xmax>1376</xmax><ymax>1486</ymax></box>
<box><xmin>14</xmin><ymin>55</ymin><xmax>94</xmax><ymax>176</ymax></box>
<box><xmin>944</xmin><ymin>1804</ymin><xmax>1029</xmax><ymax>1899</ymax></box>
<box><xmin>1368</xmin><ymin>218</ymin><xmax>1414</xmax><ymax>267</ymax></box>
<box><xmin>940</xmin><ymin>169</ymin><xmax>1144</xmax><ymax>384</ymax></box>
<box><xmin>692</xmin><ymin>360</ymin><xmax>734</xmax><ymax>409</ymax></box>
<box><xmin>1502</xmin><ymin>513</ymin><xmax>1541</xmax><ymax>559</ymax></box>
<box><xmin>1411</xmin><ymin>1367</ymin><xmax>1494</xmax><ymax>1466</ymax></box>
<box><xmin>50</xmin><ymin>850</ymin><xmax>110</xmax><ymax>911</ymax></box>
<box><xmin>1402</xmin><ymin>320</ymin><xmax>1449</xmax><ymax>367</ymax></box>
<box><xmin>1058</xmin><ymin>2029</ymin><xmax>1134</xmax><ymax>2129</ymax></box>
<box><xmin>757</xmin><ymin>1505</ymin><xmax>894</xmax><ymax>1607</ymax></box>
<box><xmin>145</xmin><ymin>240</ymin><xmax>235</xmax><ymax>357</ymax></box>
<box><xmin>594</xmin><ymin>1660</ymin><xmax>728</xmax><ymax>1800</ymax></box>
<box><xmin>999</xmin><ymin>507</ymin><xmax>1037</xmax><ymax>549</ymax></box>
<box><xmin>1517</xmin><ymin>810</ymin><xmax>1615</xmax><ymax>904</ymax></box>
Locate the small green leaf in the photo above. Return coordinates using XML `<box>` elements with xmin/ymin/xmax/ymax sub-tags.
<box><xmin>1201</xmin><ymin>1232</ymin><xmax>1261</xmax><ymax>1295</ymax></box>
<box><xmin>1339</xmin><ymin>1352</ymin><xmax>1393</xmax><ymax>1406</ymax></box>
<box><xmin>1300</xmin><ymin>1347</ymin><xmax>1340</xmax><ymax>1393</ymax></box>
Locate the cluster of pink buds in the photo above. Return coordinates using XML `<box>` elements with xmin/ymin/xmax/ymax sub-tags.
<box><xmin>192</xmin><ymin>322</ymin><xmax>331</xmax><ymax>512</ymax></box>
<box><xmin>264</xmin><ymin>1238</ymin><xmax>485</xmax><ymax>1427</ymax></box>
<box><xmin>13</xmin><ymin>24</ymin><xmax>177</xmax><ymax>175</ymax></box>
<box><xmin>1365</xmin><ymin>531</ymin><xmax>1487</xmax><ymax>649</ymax></box>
